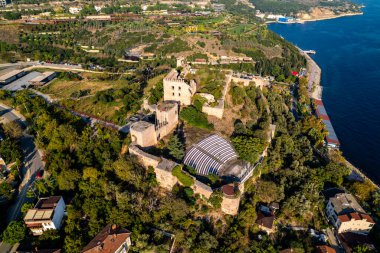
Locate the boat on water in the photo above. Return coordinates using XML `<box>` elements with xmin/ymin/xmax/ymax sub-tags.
<box><xmin>303</xmin><ymin>50</ymin><xmax>316</xmax><ymax>54</ymax></box>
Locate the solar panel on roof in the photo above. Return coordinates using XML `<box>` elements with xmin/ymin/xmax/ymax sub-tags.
<box><xmin>42</xmin><ymin>210</ymin><xmax>53</xmax><ymax>219</ymax></box>
<box><xmin>34</xmin><ymin>211</ymin><xmax>44</xmax><ymax>219</ymax></box>
<box><xmin>24</xmin><ymin>209</ymin><xmax>37</xmax><ymax>220</ymax></box>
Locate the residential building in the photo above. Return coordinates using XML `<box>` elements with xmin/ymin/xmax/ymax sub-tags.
<box><xmin>316</xmin><ymin>245</ymin><xmax>336</xmax><ymax>253</ymax></box>
<box><xmin>163</xmin><ymin>69</ymin><xmax>197</xmax><ymax>106</ymax></box>
<box><xmin>255</xmin><ymin>205</ymin><xmax>275</xmax><ymax>234</ymax></box>
<box><xmin>338</xmin><ymin>232</ymin><xmax>376</xmax><ymax>253</ymax></box>
<box><xmin>69</xmin><ymin>7</ymin><xmax>82</xmax><ymax>14</ymax></box>
<box><xmin>0</xmin><ymin>0</ymin><xmax>7</xmax><ymax>7</ymax></box>
<box><xmin>212</xmin><ymin>4</ymin><xmax>225</xmax><ymax>12</ymax></box>
<box><xmin>325</xmin><ymin>193</ymin><xmax>375</xmax><ymax>234</ymax></box>
<box><xmin>24</xmin><ymin>196</ymin><xmax>66</xmax><ymax>236</ymax></box>
<box><xmin>81</xmin><ymin>224</ymin><xmax>131</xmax><ymax>253</ymax></box>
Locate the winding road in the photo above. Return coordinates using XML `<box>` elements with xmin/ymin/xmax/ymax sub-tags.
<box><xmin>0</xmin><ymin>104</ymin><xmax>44</xmax><ymax>223</ymax></box>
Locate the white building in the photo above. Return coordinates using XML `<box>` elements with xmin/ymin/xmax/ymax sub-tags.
<box><xmin>69</xmin><ymin>7</ymin><xmax>82</xmax><ymax>14</ymax></box>
<box><xmin>94</xmin><ymin>6</ymin><xmax>103</xmax><ymax>12</ymax></box>
<box><xmin>326</xmin><ymin>193</ymin><xmax>375</xmax><ymax>234</ymax></box>
<box><xmin>24</xmin><ymin>196</ymin><xmax>66</xmax><ymax>236</ymax></box>
<box><xmin>0</xmin><ymin>0</ymin><xmax>9</xmax><ymax>7</ymax></box>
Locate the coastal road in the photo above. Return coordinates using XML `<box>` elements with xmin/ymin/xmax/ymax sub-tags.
<box><xmin>301</xmin><ymin>51</ymin><xmax>322</xmax><ymax>99</ymax></box>
<box><xmin>0</xmin><ymin>104</ymin><xmax>44</xmax><ymax>224</ymax></box>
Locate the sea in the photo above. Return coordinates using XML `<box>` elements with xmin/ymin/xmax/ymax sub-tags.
<box><xmin>268</xmin><ymin>0</ymin><xmax>380</xmax><ymax>185</ymax></box>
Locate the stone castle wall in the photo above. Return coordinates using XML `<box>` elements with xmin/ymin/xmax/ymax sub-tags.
<box><xmin>202</xmin><ymin>105</ymin><xmax>224</xmax><ymax>119</ymax></box>
<box><xmin>221</xmin><ymin>196</ymin><xmax>240</xmax><ymax>215</ymax></box>
<box><xmin>154</xmin><ymin>167</ymin><xmax>178</xmax><ymax>190</ymax></box>
<box><xmin>129</xmin><ymin>145</ymin><xmax>241</xmax><ymax>215</ymax></box>
<box><xmin>129</xmin><ymin>145</ymin><xmax>161</xmax><ymax>168</ymax></box>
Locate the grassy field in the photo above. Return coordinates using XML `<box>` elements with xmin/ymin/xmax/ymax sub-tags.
<box><xmin>60</xmin><ymin>96</ymin><xmax>124</xmax><ymax>123</ymax></box>
<box><xmin>144</xmin><ymin>73</ymin><xmax>166</xmax><ymax>95</ymax></box>
<box><xmin>39</xmin><ymin>74</ymin><xmax>128</xmax><ymax>99</ymax></box>
<box><xmin>0</xmin><ymin>24</ymin><xmax>20</xmax><ymax>44</ymax></box>
<box><xmin>39</xmin><ymin>73</ymin><xmax>137</xmax><ymax>124</ymax></box>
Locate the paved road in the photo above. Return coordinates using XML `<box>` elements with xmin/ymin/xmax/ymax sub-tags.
<box><xmin>0</xmin><ymin>104</ymin><xmax>44</xmax><ymax>224</ymax></box>
<box><xmin>0</xmin><ymin>62</ymin><xmax>37</xmax><ymax>70</ymax></box>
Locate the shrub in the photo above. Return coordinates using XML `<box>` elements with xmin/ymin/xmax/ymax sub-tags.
<box><xmin>208</xmin><ymin>190</ymin><xmax>223</xmax><ymax>209</ymax></box>
<box><xmin>158</xmin><ymin>38</ymin><xmax>190</xmax><ymax>55</ymax></box>
<box><xmin>148</xmin><ymin>81</ymin><xmax>163</xmax><ymax>105</ymax></box>
<box><xmin>179</xmin><ymin>106</ymin><xmax>213</xmax><ymax>130</ymax></box>
<box><xmin>230</xmin><ymin>85</ymin><xmax>246</xmax><ymax>105</ymax></box>
<box><xmin>1</xmin><ymin>221</ymin><xmax>26</xmax><ymax>244</ymax></box>
<box><xmin>172</xmin><ymin>165</ymin><xmax>194</xmax><ymax>187</ymax></box>
<box><xmin>196</xmin><ymin>41</ymin><xmax>206</xmax><ymax>48</ymax></box>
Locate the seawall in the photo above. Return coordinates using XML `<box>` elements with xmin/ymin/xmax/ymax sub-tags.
<box><xmin>301</xmin><ymin>50</ymin><xmax>380</xmax><ymax>190</ymax></box>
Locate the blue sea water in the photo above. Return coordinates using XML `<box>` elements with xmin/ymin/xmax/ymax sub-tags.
<box><xmin>269</xmin><ymin>0</ymin><xmax>380</xmax><ymax>184</ymax></box>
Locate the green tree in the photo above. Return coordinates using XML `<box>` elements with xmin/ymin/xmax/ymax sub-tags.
<box><xmin>231</xmin><ymin>135</ymin><xmax>265</xmax><ymax>163</ymax></box>
<box><xmin>208</xmin><ymin>190</ymin><xmax>223</xmax><ymax>209</ymax></box>
<box><xmin>168</xmin><ymin>134</ymin><xmax>185</xmax><ymax>161</ymax></box>
<box><xmin>0</xmin><ymin>182</ymin><xmax>13</xmax><ymax>200</ymax></box>
<box><xmin>255</xmin><ymin>180</ymin><xmax>284</xmax><ymax>203</ymax></box>
<box><xmin>57</xmin><ymin>169</ymin><xmax>81</xmax><ymax>191</ymax></box>
<box><xmin>352</xmin><ymin>244</ymin><xmax>375</xmax><ymax>253</ymax></box>
<box><xmin>39</xmin><ymin>229</ymin><xmax>61</xmax><ymax>248</ymax></box>
<box><xmin>2</xmin><ymin>121</ymin><xmax>23</xmax><ymax>139</ymax></box>
<box><xmin>1</xmin><ymin>221</ymin><xmax>26</xmax><ymax>244</ymax></box>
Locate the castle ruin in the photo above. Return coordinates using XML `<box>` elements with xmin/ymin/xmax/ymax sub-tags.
<box><xmin>130</xmin><ymin>101</ymin><xmax>178</xmax><ymax>148</ymax></box>
<box><xmin>163</xmin><ymin>69</ymin><xmax>197</xmax><ymax>106</ymax></box>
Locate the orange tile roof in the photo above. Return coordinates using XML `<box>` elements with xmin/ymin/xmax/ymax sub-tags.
<box><xmin>360</xmin><ymin>213</ymin><xmax>375</xmax><ymax>223</ymax></box>
<box><xmin>316</xmin><ymin>245</ymin><xmax>336</xmax><ymax>253</ymax></box>
<box><xmin>338</xmin><ymin>212</ymin><xmax>375</xmax><ymax>223</ymax></box>
<box><xmin>338</xmin><ymin>214</ymin><xmax>350</xmax><ymax>222</ymax></box>
<box><xmin>350</xmin><ymin>212</ymin><xmax>361</xmax><ymax>220</ymax></box>
<box><xmin>81</xmin><ymin>225</ymin><xmax>131</xmax><ymax>253</ymax></box>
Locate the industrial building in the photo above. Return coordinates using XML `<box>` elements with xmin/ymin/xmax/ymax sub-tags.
<box><xmin>183</xmin><ymin>134</ymin><xmax>254</xmax><ymax>182</ymax></box>
<box><xmin>0</xmin><ymin>69</ymin><xmax>26</xmax><ymax>85</ymax></box>
<box><xmin>29</xmin><ymin>71</ymin><xmax>56</xmax><ymax>86</ymax></box>
<box><xmin>315</xmin><ymin>99</ymin><xmax>340</xmax><ymax>148</ymax></box>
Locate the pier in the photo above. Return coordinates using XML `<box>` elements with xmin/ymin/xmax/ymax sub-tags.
<box><xmin>303</xmin><ymin>50</ymin><xmax>316</xmax><ymax>54</ymax></box>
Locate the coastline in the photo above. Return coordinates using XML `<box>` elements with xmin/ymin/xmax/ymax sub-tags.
<box><xmin>265</xmin><ymin>12</ymin><xmax>363</xmax><ymax>25</ymax></box>
<box><xmin>301</xmin><ymin>50</ymin><xmax>380</xmax><ymax>190</ymax></box>
<box><xmin>300</xmin><ymin>12</ymin><xmax>363</xmax><ymax>23</ymax></box>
